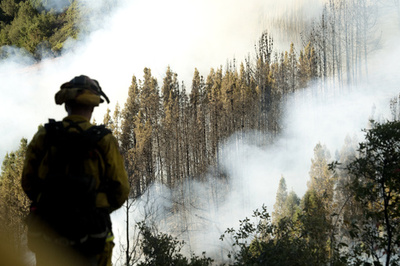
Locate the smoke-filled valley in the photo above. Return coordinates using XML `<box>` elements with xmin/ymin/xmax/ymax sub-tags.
<box><xmin>1</xmin><ymin>0</ymin><xmax>400</xmax><ymax>265</ymax></box>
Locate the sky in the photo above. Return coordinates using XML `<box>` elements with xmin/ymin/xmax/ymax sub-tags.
<box><xmin>1</xmin><ymin>0</ymin><xmax>400</xmax><ymax>263</ymax></box>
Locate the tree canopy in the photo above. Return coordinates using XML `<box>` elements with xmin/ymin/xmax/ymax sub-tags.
<box><xmin>0</xmin><ymin>0</ymin><xmax>79</xmax><ymax>59</ymax></box>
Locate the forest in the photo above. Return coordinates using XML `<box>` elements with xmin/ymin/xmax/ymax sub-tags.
<box><xmin>1</xmin><ymin>0</ymin><xmax>400</xmax><ymax>265</ymax></box>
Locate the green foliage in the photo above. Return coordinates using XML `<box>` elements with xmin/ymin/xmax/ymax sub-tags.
<box><xmin>0</xmin><ymin>138</ymin><xmax>30</xmax><ymax>254</ymax></box>
<box><xmin>343</xmin><ymin>120</ymin><xmax>400</xmax><ymax>265</ymax></box>
<box><xmin>284</xmin><ymin>191</ymin><xmax>300</xmax><ymax>219</ymax></box>
<box><xmin>220</xmin><ymin>205</ymin><xmax>273</xmax><ymax>265</ymax></box>
<box><xmin>0</xmin><ymin>0</ymin><xmax>80</xmax><ymax>60</ymax></box>
<box><xmin>296</xmin><ymin>190</ymin><xmax>331</xmax><ymax>265</ymax></box>
<box><xmin>272</xmin><ymin>176</ymin><xmax>288</xmax><ymax>222</ymax></box>
<box><xmin>220</xmin><ymin>205</ymin><xmax>345</xmax><ymax>266</ymax></box>
<box><xmin>137</xmin><ymin>222</ymin><xmax>213</xmax><ymax>266</ymax></box>
<box><xmin>264</xmin><ymin>120</ymin><xmax>400</xmax><ymax>265</ymax></box>
<box><xmin>272</xmin><ymin>176</ymin><xmax>301</xmax><ymax>225</ymax></box>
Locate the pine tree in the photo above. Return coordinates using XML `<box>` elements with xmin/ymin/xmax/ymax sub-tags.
<box><xmin>133</xmin><ymin>110</ymin><xmax>153</xmax><ymax>196</ymax></box>
<box><xmin>189</xmin><ymin>68</ymin><xmax>202</xmax><ymax>177</ymax></box>
<box><xmin>238</xmin><ymin>62</ymin><xmax>258</xmax><ymax>131</ymax></box>
<box><xmin>220</xmin><ymin>67</ymin><xmax>237</xmax><ymax>138</ymax></box>
<box><xmin>287</xmin><ymin>42</ymin><xmax>298</xmax><ymax>94</ymax></box>
<box><xmin>298</xmin><ymin>189</ymin><xmax>330</xmax><ymax>265</ymax></box>
<box><xmin>272</xmin><ymin>176</ymin><xmax>288</xmax><ymax>223</ymax></box>
<box><xmin>205</xmin><ymin>68</ymin><xmax>221</xmax><ymax>166</ymax></box>
<box><xmin>134</xmin><ymin>68</ymin><xmax>159</xmax><ymax>194</ymax></box>
<box><xmin>308</xmin><ymin>143</ymin><xmax>334</xmax><ymax>208</ymax></box>
<box><xmin>161</xmin><ymin>67</ymin><xmax>179</xmax><ymax>187</ymax></box>
<box><xmin>112</xmin><ymin>102</ymin><xmax>122</xmax><ymax>142</ymax></box>
<box><xmin>49</xmin><ymin>0</ymin><xmax>80</xmax><ymax>53</ymax></box>
<box><xmin>254</xmin><ymin>32</ymin><xmax>275</xmax><ymax>136</ymax></box>
<box><xmin>284</xmin><ymin>190</ymin><xmax>300</xmax><ymax>220</ymax></box>
<box><xmin>180</xmin><ymin>82</ymin><xmax>190</xmax><ymax>180</ymax></box>
<box><xmin>298</xmin><ymin>42</ymin><xmax>318</xmax><ymax>89</ymax></box>
<box><xmin>121</xmin><ymin>74</ymin><xmax>140</xmax><ymax>155</ymax></box>
<box><xmin>103</xmin><ymin>107</ymin><xmax>112</xmax><ymax>128</ymax></box>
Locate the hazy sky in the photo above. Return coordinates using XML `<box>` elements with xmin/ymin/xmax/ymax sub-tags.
<box><xmin>1</xmin><ymin>0</ymin><xmax>400</xmax><ymax>262</ymax></box>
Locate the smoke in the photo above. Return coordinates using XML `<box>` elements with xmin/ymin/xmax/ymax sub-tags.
<box><xmin>0</xmin><ymin>0</ymin><xmax>327</xmax><ymax>167</ymax></box>
<box><xmin>113</xmin><ymin>57</ymin><xmax>400</xmax><ymax>264</ymax></box>
<box><xmin>38</xmin><ymin>0</ymin><xmax>70</xmax><ymax>12</ymax></box>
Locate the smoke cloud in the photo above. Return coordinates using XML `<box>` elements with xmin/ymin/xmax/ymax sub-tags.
<box><xmin>38</xmin><ymin>0</ymin><xmax>70</xmax><ymax>12</ymax></box>
<box><xmin>0</xmin><ymin>0</ymin><xmax>326</xmax><ymax>165</ymax></box>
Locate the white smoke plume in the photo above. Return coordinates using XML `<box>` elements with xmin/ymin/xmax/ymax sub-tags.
<box><xmin>0</xmin><ymin>0</ymin><xmax>329</xmax><ymax>165</ymax></box>
<box><xmin>0</xmin><ymin>0</ymin><xmax>280</xmax><ymax>163</ymax></box>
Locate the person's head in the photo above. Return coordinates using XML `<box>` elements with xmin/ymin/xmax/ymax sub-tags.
<box><xmin>55</xmin><ymin>75</ymin><xmax>110</xmax><ymax>119</ymax></box>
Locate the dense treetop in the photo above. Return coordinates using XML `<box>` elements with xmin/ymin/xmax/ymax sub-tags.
<box><xmin>0</xmin><ymin>0</ymin><xmax>79</xmax><ymax>59</ymax></box>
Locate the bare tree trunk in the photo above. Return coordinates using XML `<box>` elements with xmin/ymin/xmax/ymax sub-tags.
<box><xmin>330</xmin><ymin>0</ymin><xmax>337</xmax><ymax>89</ymax></box>
<box><xmin>322</xmin><ymin>7</ymin><xmax>328</xmax><ymax>89</ymax></box>
<box><xmin>354</xmin><ymin>0</ymin><xmax>361</xmax><ymax>85</ymax></box>
<box><xmin>362</xmin><ymin>0</ymin><xmax>369</xmax><ymax>80</ymax></box>
<box><xmin>344</xmin><ymin>1</ymin><xmax>352</xmax><ymax>87</ymax></box>
<box><xmin>337</xmin><ymin>0</ymin><xmax>344</xmax><ymax>90</ymax></box>
<box><xmin>125</xmin><ymin>202</ymin><xmax>130</xmax><ymax>266</ymax></box>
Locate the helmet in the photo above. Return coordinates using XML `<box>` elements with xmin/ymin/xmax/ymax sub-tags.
<box><xmin>55</xmin><ymin>75</ymin><xmax>110</xmax><ymax>106</ymax></box>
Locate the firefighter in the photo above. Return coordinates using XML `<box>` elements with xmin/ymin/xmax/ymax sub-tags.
<box><xmin>21</xmin><ymin>75</ymin><xmax>130</xmax><ymax>266</ymax></box>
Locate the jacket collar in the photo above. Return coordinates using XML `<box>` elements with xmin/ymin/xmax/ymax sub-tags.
<box><xmin>63</xmin><ymin>115</ymin><xmax>90</xmax><ymax>123</ymax></box>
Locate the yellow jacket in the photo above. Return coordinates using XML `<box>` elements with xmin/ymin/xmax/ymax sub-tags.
<box><xmin>21</xmin><ymin>115</ymin><xmax>130</xmax><ymax>212</ymax></box>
